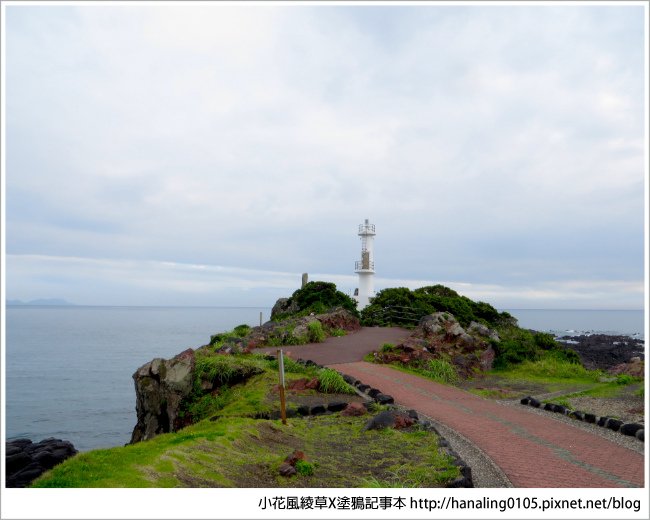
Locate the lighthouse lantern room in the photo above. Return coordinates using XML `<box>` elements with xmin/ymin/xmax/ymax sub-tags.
<box><xmin>354</xmin><ymin>219</ymin><xmax>376</xmax><ymax>310</ymax></box>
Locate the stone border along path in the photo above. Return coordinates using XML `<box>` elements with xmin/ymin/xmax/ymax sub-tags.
<box><xmin>332</xmin><ymin>361</ymin><xmax>645</xmax><ymax>488</ymax></box>
<box><xmin>262</xmin><ymin>326</ymin><xmax>644</xmax><ymax>488</ymax></box>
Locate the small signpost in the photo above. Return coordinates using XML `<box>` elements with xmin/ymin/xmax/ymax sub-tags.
<box><xmin>277</xmin><ymin>349</ymin><xmax>287</xmax><ymax>425</ymax></box>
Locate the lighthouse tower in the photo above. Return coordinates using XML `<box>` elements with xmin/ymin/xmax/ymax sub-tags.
<box><xmin>355</xmin><ymin>219</ymin><xmax>376</xmax><ymax>310</ymax></box>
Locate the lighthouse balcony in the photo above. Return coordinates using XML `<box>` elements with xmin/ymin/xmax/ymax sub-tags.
<box><xmin>358</xmin><ymin>223</ymin><xmax>376</xmax><ymax>235</ymax></box>
<box><xmin>355</xmin><ymin>260</ymin><xmax>374</xmax><ymax>271</ymax></box>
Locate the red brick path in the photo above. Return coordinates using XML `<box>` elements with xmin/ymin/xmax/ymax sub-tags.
<box><xmin>333</xmin><ymin>361</ymin><xmax>645</xmax><ymax>488</ymax></box>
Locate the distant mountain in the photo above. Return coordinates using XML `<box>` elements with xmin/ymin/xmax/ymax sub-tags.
<box><xmin>6</xmin><ymin>298</ymin><xmax>75</xmax><ymax>306</ymax></box>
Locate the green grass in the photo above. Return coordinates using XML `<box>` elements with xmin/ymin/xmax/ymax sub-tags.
<box><xmin>493</xmin><ymin>355</ymin><xmax>602</xmax><ymax>383</ymax></box>
<box><xmin>307</xmin><ymin>321</ymin><xmax>326</xmax><ymax>343</ymax></box>
<box><xmin>317</xmin><ymin>368</ymin><xmax>356</xmax><ymax>394</ymax></box>
<box><xmin>33</xmin><ymin>413</ymin><xmax>459</xmax><ymax>488</ymax></box>
<box><xmin>421</xmin><ymin>359</ymin><xmax>459</xmax><ymax>385</ymax></box>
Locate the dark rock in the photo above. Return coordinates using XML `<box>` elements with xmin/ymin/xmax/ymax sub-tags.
<box><xmin>327</xmin><ymin>401</ymin><xmax>348</xmax><ymax>412</ymax></box>
<box><xmin>584</xmin><ymin>413</ymin><xmax>597</xmax><ymax>423</ymax></box>
<box><xmin>342</xmin><ymin>374</ymin><xmax>357</xmax><ymax>386</ymax></box>
<box><xmin>544</xmin><ymin>403</ymin><xmax>555</xmax><ymax>412</ymax></box>
<box><xmin>569</xmin><ymin>411</ymin><xmax>584</xmax><ymax>421</ymax></box>
<box><xmin>606</xmin><ymin>419</ymin><xmax>623</xmax><ymax>432</ymax></box>
<box><xmin>635</xmin><ymin>429</ymin><xmax>644</xmax><ymax>442</ymax></box>
<box><xmin>310</xmin><ymin>405</ymin><xmax>326</xmax><ymax>415</ymax></box>
<box><xmin>620</xmin><ymin>423</ymin><xmax>644</xmax><ymax>437</ymax></box>
<box><xmin>554</xmin><ymin>405</ymin><xmax>567</xmax><ymax>415</ymax></box>
<box><xmin>296</xmin><ymin>405</ymin><xmax>310</xmax><ymax>416</ymax></box>
<box><xmin>367</xmin><ymin>388</ymin><xmax>381</xmax><ymax>398</ymax></box>
<box><xmin>6</xmin><ymin>438</ymin><xmax>77</xmax><ymax>488</ymax></box>
<box><xmin>597</xmin><ymin>416</ymin><xmax>609</xmax><ymax>427</ymax></box>
<box><xmin>520</xmin><ymin>396</ymin><xmax>531</xmax><ymax>405</ymax></box>
<box><xmin>130</xmin><ymin>349</ymin><xmax>197</xmax><ymax>443</ymax></box>
<box><xmin>278</xmin><ymin>462</ymin><xmax>297</xmax><ymax>477</ymax></box>
<box><xmin>375</xmin><ymin>393</ymin><xmax>394</xmax><ymax>405</ymax></box>
<box><xmin>357</xmin><ymin>384</ymin><xmax>370</xmax><ymax>393</ymax></box>
<box><xmin>528</xmin><ymin>398</ymin><xmax>541</xmax><ymax>408</ymax></box>
<box><xmin>364</xmin><ymin>410</ymin><xmax>414</xmax><ymax>431</ymax></box>
<box><xmin>556</xmin><ymin>334</ymin><xmax>644</xmax><ymax>371</ymax></box>
<box><xmin>406</xmin><ymin>409</ymin><xmax>419</xmax><ymax>421</ymax></box>
<box><xmin>6</xmin><ymin>452</ymin><xmax>32</xmax><ymax>474</ymax></box>
<box><xmin>271</xmin><ymin>298</ymin><xmax>299</xmax><ymax>319</ymax></box>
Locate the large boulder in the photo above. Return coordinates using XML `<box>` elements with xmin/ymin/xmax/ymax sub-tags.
<box><xmin>130</xmin><ymin>348</ymin><xmax>195</xmax><ymax>444</ymax></box>
<box><xmin>6</xmin><ymin>438</ymin><xmax>77</xmax><ymax>488</ymax></box>
<box><xmin>468</xmin><ymin>321</ymin><xmax>500</xmax><ymax>342</ymax></box>
<box><xmin>271</xmin><ymin>298</ymin><xmax>299</xmax><ymax>319</ymax></box>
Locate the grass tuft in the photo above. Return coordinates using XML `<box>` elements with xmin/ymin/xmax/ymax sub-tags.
<box><xmin>317</xmin><ymin>368</ymin><xmax>356</xmax><ymax>394</ymax></box>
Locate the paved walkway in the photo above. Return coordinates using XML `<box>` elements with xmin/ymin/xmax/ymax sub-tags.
<box><xmin>256</xmin><ymin>326</ymin><xmax>409</xmax><ymax>365</ymax></box>
<box><xmin>260</xmin><ymin>327</ymin><xmax>644</xmax><ymax>487</ymax></box>
<box><xmin>332</xmin><ymin>361</ymin><xmax>645</xmax><ymax>488</ymax></box>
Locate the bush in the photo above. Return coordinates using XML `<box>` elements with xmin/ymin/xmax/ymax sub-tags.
<box><xmin>360</xmin><ymin>285</ymin><xmax>511</xmax><ymax>328</ymax></box>
<box><xmin>277</xmin><ymin>281</ymin><xmax>359</xmax><ymax>319</ymax></box>
<box><xmin>307</xmin><ymin>321</ymin><xmax>326</xmax><ymax>343</ymax></box>
<box><xmin>233</xmin><ymin>324</ymin><xmax>251</xmax><ymax>337</ymax></box>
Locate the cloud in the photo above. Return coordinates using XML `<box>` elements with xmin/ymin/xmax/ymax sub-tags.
<box><xmin>4</xmin><ymin>4</ymin><xmax>645</xmax><ymax>308</ymax></box>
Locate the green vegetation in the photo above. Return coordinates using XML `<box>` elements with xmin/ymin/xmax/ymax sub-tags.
<box><xmin>294</xmin><ymin>459</ymin><xmax>316</xmax><ymax>477</ymax></box>
<box><xmin>361</xmin><ymin>285</ymin><xmax>513</xmax><ymax>328</ymax></box>
<box><xmin>32</xmin><ymin>358</ymin><xmax>459</xmax><ymax>488</ymax></box>
<box><xmin>492</xmin><ymin>328</ymin><xmax>580</xmax><ymax>370</ymax></box>
<box><xmin>329</xmin><ymin>328</ymin><xmax>347</xmax><ymax>337</ymax></box>
<box><xmin>274</xmin><ymin>281</ymin><xmax>359</xmax><ymax>320</ymax></box>
<box><xmin>307</xmin><ymin>321</ymin><xmax>326</xmax><ymax>343</ymax></box>
<box><xmin>317</xmin><ymin>368</ymin><xmax>356</xmax><ymax>394</ymax></box>
<box><xmin>421</xmin><ymin>359</ymin><xmax>460</xmax><ymax>385</ymax></box>
<box><xmin>494</xmin><ymin>354</ymin><xmax>601</xmax><ymax>383</ymax></box>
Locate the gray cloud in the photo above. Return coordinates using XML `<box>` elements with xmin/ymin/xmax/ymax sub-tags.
<box><xmin>4</xmin><ymin>4</ymin><xmax>645</xmax><ymax>308</ymax></box>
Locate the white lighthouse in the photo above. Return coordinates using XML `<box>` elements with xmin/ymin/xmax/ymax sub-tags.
<box><xmin>354</xmin><ymin>219</ymin><xmax>376</xmax><ymax>310</ymax></box>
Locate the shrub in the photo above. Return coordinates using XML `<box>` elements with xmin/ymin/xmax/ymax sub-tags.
<box><xmin>360</xmin><ymin>284</ymin><xmax>512</xmax><ymax>328</ymax></box>
<box><xmin>329</xmin><ymin>328</ymin><xmax>347</xmax><ymax>337</ymax></box>
<box><xmin>380</xmin><ymin>343</ymin><xmax>396</xmax><ymax>353</ymax></box>
<box><xmin>317</xmin><ymin>368</ymin><xmax>356</xmax><ymax>394</ymax></box>
<box><xmin>277</xmin><ymin>281</ymin><xmax>359</xmax><ymax>319</ymax></box>
<box><xmin>233</xmin><ymin>324</ymin><xmax>251</xmax><ymax>337</ymax></box>
<box><xmin>615</xmin><ymin>374</ymin><xmax>638</xmax><ymax>385</ymax></box>
<box><xmin>307</xmin><ymin>321</ymin><xmax>326</xmax><ymax>343</ymax></box>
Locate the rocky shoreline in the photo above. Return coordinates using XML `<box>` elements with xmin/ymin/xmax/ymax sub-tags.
<box><xmin>556</xmin><ymin>334</ymin><xmax>645</xmax><ymax>371</ymax></box>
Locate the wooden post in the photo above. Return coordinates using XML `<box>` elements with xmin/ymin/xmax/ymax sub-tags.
<box><xmin>277</xmin><ymin>349</ymin><xmax>287</xmax><ymax>425</ymax></box>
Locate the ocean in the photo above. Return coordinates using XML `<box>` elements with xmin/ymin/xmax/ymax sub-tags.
<box><xmin>3</xmin><ymin>306</ymin><xmax>645</xmax><ymax>451</ymax></box>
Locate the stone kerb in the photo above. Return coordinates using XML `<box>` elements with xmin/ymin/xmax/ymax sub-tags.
<box><xmin>520</xmin><ymin>396</ymin><xmax>645</xmax><ymax>442</ymax></box>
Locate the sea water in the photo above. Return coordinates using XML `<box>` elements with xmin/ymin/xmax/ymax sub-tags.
<box><xmin>5</xmin><ymin>306</ymin><xmax>270</xmax><ymax>451</ymax></box>
<box><xmin>4</xmin><ymin>306</ymin><xmax>645</xmax><ymax>451</ymax></box>
<box><xmin>505</xmin><ymin>309</ymin><xmax>645</xmax><ymax>339</ymax></box>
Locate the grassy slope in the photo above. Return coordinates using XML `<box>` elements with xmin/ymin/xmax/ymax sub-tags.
<box><xmin>33</xmin><ymin>358</ymin><xmax>459</xmax><ymax>488</ymax></box>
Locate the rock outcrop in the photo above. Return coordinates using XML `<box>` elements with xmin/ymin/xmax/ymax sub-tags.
<box><xmin>130</xmin><ymin>348</ymin><xmax>195</xmax><ymax>444</ymax></box>
<box><xmin>377</xmin><ymin>312</ymin><xmax>498</xmax><ymax>378</ymax></box>
<box><xmin>6</xmin><ymin>437</ymin><xmax>77</xmax><ymax>487</ymax></box>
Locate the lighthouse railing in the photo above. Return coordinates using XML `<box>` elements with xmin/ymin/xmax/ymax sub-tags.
<box><xmin>355</xmin><ymin>260</ymin><xmax>374</xmax><ymax>271</ymax></box>
<box><xmin>358</xmin><ymin>223</ymin><xmax>375</xmax><ymax>234</ymax></box>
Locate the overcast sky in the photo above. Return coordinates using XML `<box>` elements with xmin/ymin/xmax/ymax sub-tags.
<box><xmin>3</xmin><ymin>3</ymin><xmax>646</xmax><ymax>309</ymax></box>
